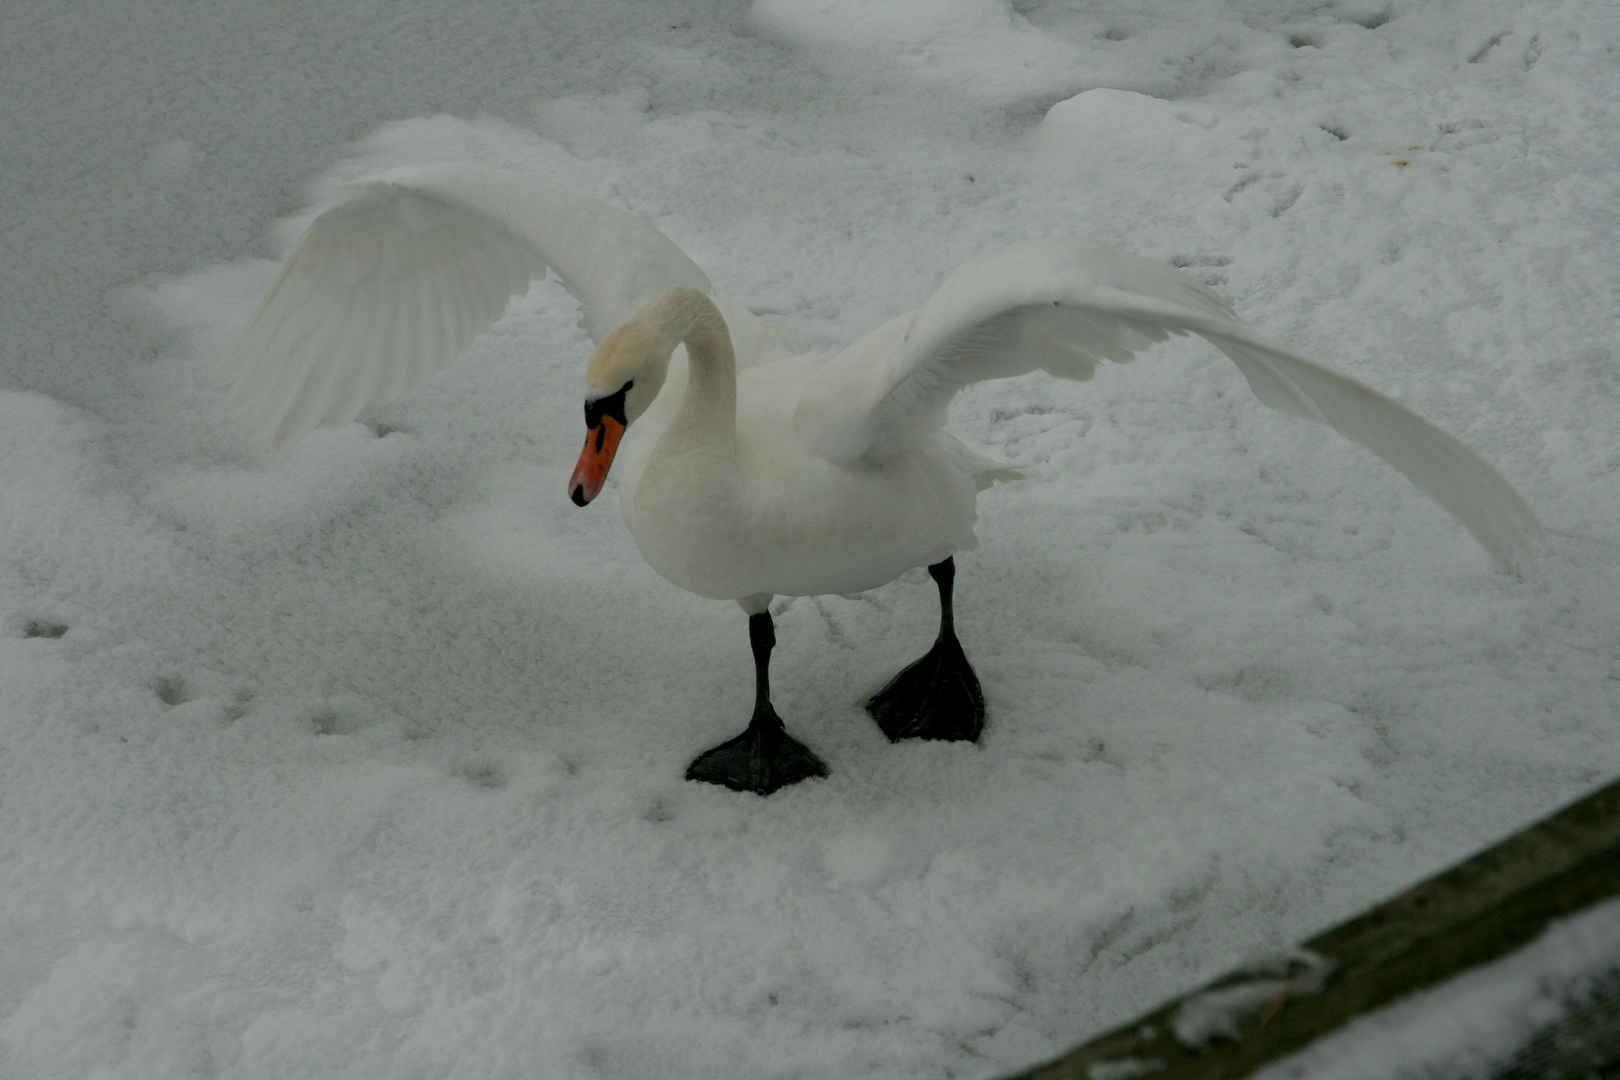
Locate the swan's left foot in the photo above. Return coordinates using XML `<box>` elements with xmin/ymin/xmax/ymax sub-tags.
<box><xmin>685</xmin><ymin>709</ymin><xmax>829</xmax><ymax>794</ymax></box>
<box><xmin>866</xmin><ymin>557</ymin><xmax>985</xmax><ymax>743</ymax></box>
<box><xmin>685</xmin><ymin>608</ymin><xmax>829</xmax><ymax>795</ymax></box>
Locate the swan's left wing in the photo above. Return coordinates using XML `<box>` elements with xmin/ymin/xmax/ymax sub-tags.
<box><xmin>217</xmin><ymin>164</ymin><xmax>718</xmax><ymax>446</ymax></box>
<box><xmin>794</xmin><ymin>239</ymin><xmax>1541</xmax><ymax>570</ymax></box>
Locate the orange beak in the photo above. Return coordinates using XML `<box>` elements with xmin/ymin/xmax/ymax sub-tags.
<box><xmin>569</xmin><ymin>416</ymin><xmax>626</xmax><ymax>506</ymax></box>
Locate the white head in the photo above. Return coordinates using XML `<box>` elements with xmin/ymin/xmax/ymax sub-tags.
<box><xmin>567</xmin><ymin>294</ymin><xmax>689</xmax><ymax>505</ymax></box>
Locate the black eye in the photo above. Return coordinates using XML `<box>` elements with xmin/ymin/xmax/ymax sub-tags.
<box><xmin>584</xmin><ymin>380</ymin><xmax>634</xmax><ymax>428</ymax></box>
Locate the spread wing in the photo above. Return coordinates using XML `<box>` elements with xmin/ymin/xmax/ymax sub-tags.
<box><xmin>218</xmin><ymin>164</ymin><xmax>731</xmax><ymax>446</ymax></box>
<box><xmin>794</xmin><ymin>239</ymin><xmax>1541</xmax><ymax>570</ymax></box>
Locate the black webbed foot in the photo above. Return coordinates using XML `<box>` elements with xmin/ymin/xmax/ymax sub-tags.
<box><xmin>685</xmin><ymin>608</ymin><xmax>829</xmax><ymax>795</ymax></box>
<box><xmin>866</xmin><ymin>557</ymin><xmax>986</xmax><ymax>743</ymax></box>
<box><xmin>685</xmin><ymin>708</ymin><xmax>829</xmax><ymax>795</ymax></box>
<box><xmin>866</xmin><ymin>630</ymin><xmax>985</xmax><ymax>742</ymax></box>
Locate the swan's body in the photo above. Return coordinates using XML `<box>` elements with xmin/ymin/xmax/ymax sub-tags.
<box><xmin>220</xmin><ymin>164</ymin><xmax>1541</xmax><ymax>792</ymax></box>
<box><xmin>617</xmin><ymin>340</ymin><xmax>995</xmax><ymax>601</ymax></box>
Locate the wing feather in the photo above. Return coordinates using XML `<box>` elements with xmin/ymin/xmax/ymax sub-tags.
<box><xmin>794</xmin><ymin>238</ymin><xmax>1539</xmax><ymax>569</ymax></box>
<box><xmin>217</xmin><ymin>165</ymin><xmax>715</xmax><ymax>446</ymax></box>
<box><xmin>314</xmin><ymin>278</ymin><xmax>370</xmax><ymax>430</ymax></box>
<box><xmin>1197</xmin><ymin>325</ymin><xmax>1542</xmax><ymax>570</ymax></box>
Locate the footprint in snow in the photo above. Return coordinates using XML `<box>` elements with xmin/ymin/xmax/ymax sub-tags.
<box><xmin>455</xmin><ymin>762</ymin><xmax>507</xmax><ymax>790</ymax></box>
<box><xmin>151</xmin><ymin>675</ymin><xmax>189</xmax><ymax>707</ymax></box>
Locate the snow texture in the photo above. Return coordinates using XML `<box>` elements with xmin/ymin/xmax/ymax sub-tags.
<box><xmin>1</xmin><ymin>1</ymin><xmax>1617</xmax><ymax>1077</ymax></box>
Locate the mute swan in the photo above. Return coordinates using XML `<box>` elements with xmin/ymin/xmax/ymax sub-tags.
<box><xmin>219</xmin><ymin>164</ymin><xmax>1541</xmax><ymax>795</ymax></box>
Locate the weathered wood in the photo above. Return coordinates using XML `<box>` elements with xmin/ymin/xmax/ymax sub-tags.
<box><xmin>1001</xmin><ymin>776</ymin><xmax>1620</xmax><ymax>1080</ymax></box>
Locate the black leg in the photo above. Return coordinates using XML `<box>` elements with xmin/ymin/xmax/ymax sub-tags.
<box><xmin>686</xmin><ymin>611</ymin><xmax>829</xmax><ymax>794</ymax></box>
<box><xmin>866</xmin><ymin>557</ymin><xmax>986</xmax><ymax>742</ymax></box>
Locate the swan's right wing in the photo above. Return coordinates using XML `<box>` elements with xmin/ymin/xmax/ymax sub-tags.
<box><xmin>1185</xmin><ymin>318</ymin><xmax>1543</xmax><ymax>571</ymax></box>
<box><xmin>218</xmin><ymin>164</ymin><xmax>717</xmax><ymax>446</ymax></box>
<box><xmin>796</xmin><ymin>239</ymin><xmax>1540</xmax><ymax>570</ymax></box>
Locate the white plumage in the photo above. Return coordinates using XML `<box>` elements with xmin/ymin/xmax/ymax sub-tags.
<box><xmin>219</xmin><ymin>163</ymin><xmax>1541</xmax><ymax>597</ymax></box>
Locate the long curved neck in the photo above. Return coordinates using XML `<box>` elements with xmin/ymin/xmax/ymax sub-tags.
<box><xmin>649</xmin><ymin>287</ymin><xmax>736</xmax><ymax>445</ymax></box>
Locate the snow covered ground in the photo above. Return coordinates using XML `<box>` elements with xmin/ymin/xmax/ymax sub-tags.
<box><xmin>1</xmin><ymin>1</ymin><xmax>1616</xmax><ymax>1076</ymax></box>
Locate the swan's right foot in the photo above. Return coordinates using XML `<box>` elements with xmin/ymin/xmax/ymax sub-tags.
<box><xmin>686</xmin><ymin>608</ymin><xmax>828</xmax><ymax>795</ymax></box>
<box><xmin>685</xmin><ymin>709</ymin><xmax>828</xmax><ymax>795</ymax></box>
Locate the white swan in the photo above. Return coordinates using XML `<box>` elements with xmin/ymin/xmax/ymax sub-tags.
<box><xmin>219</xmin><ymin>164</ymin><xmax>1541</xmax><ymax>794</ymax></box>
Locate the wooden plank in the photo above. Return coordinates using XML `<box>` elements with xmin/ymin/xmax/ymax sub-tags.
<box><xmin>1001</xmin><ymin>776</ymin><xmax>1620</xmax><ymax>1080</ymax></box>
